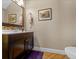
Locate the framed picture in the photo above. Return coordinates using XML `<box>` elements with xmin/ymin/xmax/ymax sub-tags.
<box><xmin>8</xmin><ymin>14</ymin><xmax>17</xmax><ymax>23</ymax></box>
<box><xmin>38</xmin><ymin>8</ymin><xmax>52</xmax><ymax>21</ymax></box>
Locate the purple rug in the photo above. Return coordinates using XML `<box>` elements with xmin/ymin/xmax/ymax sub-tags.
<box><xmin>26</xmin><ymin>51</ymin><xmax>43</xmax><ymax>59</ymax></box>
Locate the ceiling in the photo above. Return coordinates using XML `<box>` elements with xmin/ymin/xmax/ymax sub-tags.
<box><xmin>2</xmin><ymin>0</ymin><xmax>12</xmax><ymax>9</ymax></box>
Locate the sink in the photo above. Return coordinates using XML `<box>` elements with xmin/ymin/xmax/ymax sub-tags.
<box><xmin>65</xmin><ymin>47</ymin><xmax>76</xmax><ymax>59</ymax></box>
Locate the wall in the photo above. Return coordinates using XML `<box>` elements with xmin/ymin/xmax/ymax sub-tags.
<box><xmin>2</xmin><ymin>8</ymin><xmax>7</xmax><ymax>22</ymax></box>
<box><xmin>25</xmin><ymin>0</ymin><xmax>76</xmax><ymax>50</ymax></box>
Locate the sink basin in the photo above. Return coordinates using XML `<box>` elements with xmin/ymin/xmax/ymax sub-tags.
<box><xmin>65</xmin><ymin>47</ymin><xmax>76</xmax><ymax>59</ymax></box>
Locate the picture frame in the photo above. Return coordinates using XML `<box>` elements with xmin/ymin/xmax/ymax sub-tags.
<box><xmin>8</xmin><ymin>14</ymin><xmax>17</xmax><ymax>23</ymax></box>
<box><xmin>38</xmin><ymin>8</ymin><xmax>52</xmax><ymax>21</ymax></box>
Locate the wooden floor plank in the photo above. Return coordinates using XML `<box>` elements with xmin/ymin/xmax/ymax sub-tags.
<box><xmin>43</xmin><ymin>52</ymin><xmax>68</xmax><ymax>59</ymax></box>
<box><xmin>53</xmin><ymin>54</ymin><xmax>65</xmax><ymax>59</ymax></box>
<box><xmin>43</xmin><ymin>52</ymin><xmax>56</xmax><ymax>59</ymax></box>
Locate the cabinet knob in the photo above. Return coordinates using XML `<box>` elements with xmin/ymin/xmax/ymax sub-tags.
<box><xmin>25</xmin><ymin>40</ymin><xmax>28</xmax><ymax>42</ymax></box>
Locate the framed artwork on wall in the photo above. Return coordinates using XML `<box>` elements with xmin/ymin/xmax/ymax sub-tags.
<box><xmin>38</xmin><ymin>8</ymin><xmax>52</xmax><ymax>21</ymax></box>
<box><xmin>8</xmin><ymin>14</ymin><xmax>17</xmax><ymax>23</ymax></box>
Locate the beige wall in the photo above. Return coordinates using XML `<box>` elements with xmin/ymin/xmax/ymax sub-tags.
<box><xmin>2</xmin><ymin>8</ymin><xmax>7</xmax><ymax>22</ymax></box>
<box><xmin>25</xmin><ymin>0</ymin><xmax>76</xmax><ymax>50</ymax></box>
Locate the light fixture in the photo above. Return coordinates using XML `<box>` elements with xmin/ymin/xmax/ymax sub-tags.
<box><xmin>12</xmin><ymin>0</ymin><xmax>24</xmax><ymax>7</ymax></box>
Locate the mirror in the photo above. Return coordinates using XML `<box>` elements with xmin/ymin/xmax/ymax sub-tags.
<box><xmin>2</xmin><ymin>0</ymin><xmax>24</xmax><ymax>30</ymax></box>
<box><xmin>2</xmin><ymin>0</ymin><xmax>23</xmax><ymax>24</ymax></box>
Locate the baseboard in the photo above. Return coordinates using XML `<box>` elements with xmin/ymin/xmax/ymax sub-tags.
<box><xmin>33</xmin><ymin>47</ymin><xmax>65</xmax><ymax>55</ymax></box>
<box><xmin>15</xmin><ymin>45</ymin><xmax>65</xmax><ymax>55</ymax></box>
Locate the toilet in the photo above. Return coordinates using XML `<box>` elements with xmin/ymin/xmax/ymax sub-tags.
<box><xmin>65</xmin><ymin>47</ymin><xmax>76</xmax><ymax>59</ymax></box>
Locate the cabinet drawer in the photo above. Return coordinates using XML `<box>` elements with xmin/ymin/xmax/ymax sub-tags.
<box><xmin>9</xmin><ymin>33</ymin><xmax>27</xmax><ymax>40</ymax></box>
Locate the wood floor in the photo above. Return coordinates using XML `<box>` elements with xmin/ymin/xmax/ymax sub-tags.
<box><xmin>43</xmin><ymin>52</ymin><xmax>69</xmax><ymax>59</ymax></box>
<box><xmin>3</xmin><ymin>50</ymin><xmax>69</xmax><ymax>59</ymax></box>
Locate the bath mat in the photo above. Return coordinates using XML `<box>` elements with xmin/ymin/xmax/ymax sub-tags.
<box><xmin>26</xmin><ymin>50</ymin><xmax>43</xmax><ymax>59</ymax></box>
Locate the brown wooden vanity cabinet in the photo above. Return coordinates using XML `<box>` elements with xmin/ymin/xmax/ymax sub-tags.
<box><xmin>2</xmin><ymin>32</ymin><xmax>34</xmax><ymax>59</ymax></box>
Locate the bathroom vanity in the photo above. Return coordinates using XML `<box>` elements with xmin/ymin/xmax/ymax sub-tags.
<box><xmin>2</xmin><ymin>32</ymin><xmax>34</xmax><ymax>59</ymax></box>
<box><xmin>2</xmin><ymin>0</ymin><xmax>30</xmax><ymax>58</ymax></box>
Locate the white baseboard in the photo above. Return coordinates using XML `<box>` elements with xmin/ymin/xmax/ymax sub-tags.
<box><xmin>33</xmin><ymin>47</ymin><xmax>65</xmax><ymax>55</ymax></box>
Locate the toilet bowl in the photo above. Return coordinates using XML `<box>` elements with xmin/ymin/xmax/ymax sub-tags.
<box><xmin>65</xmin><ymin>47</ymin><xmax>76</xmax><ymax>59</ymax></box>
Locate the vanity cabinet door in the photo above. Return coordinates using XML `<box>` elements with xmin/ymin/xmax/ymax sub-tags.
<box><xmin>8</xmin><ymin>32</ymin><xmax>34</xmax><ymax>59</ymax></box>
<box><xmin>9</xmin><ymin>33</ymin><xmax>27</xmax><ymax>59</ymax></box>
<box><xmin>24</xmin><ymin>34</ymin><xmax>34</xmax><ymax>51</ymax></box>
<box><xmin>2</xmin><ymin>35</ymin><xmax>9</xmax><ymax>59</ymax></box>
<box><xmin>13</xmin><ymin>38</ymin><xmax>25</xmax><ymax>59</ymax></box>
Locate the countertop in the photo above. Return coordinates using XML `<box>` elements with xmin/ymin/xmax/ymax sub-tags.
<box><xmin>2</xmin><ymin>30</ymin><xmax>33</xmax><ymax>35</ymax></box>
